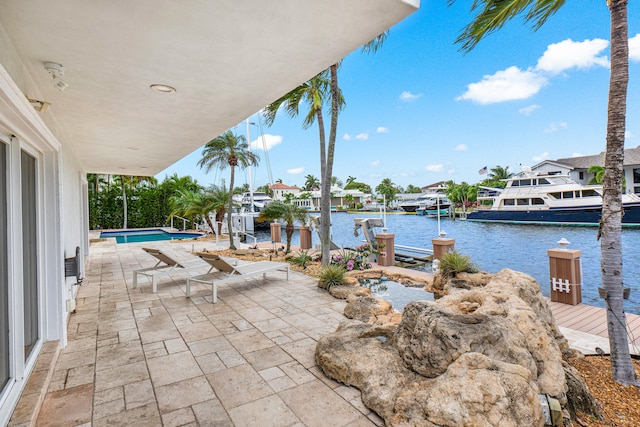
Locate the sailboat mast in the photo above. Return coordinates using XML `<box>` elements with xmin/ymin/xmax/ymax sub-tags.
<box><xmin>246</xmin><ymin>118</ymin><xmax>254</xmax><ymax>212</ymax></box>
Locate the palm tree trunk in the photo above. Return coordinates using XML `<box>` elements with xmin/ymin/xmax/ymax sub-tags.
<box><xmin>228</xmin><ymin>166</ymin><xmax>236</xmax><ymax>250</ymax></box>
<box><xmin>121</xmin><ymin>180</ymin><xmax>128</xmax><ymax>229</ymax></box>
<box><xmin>316</xmin><ymin>106</ymin><xmax>330</xmax><ymax>265</ymax></box>
<box><xmin>602</xmin><ymin>0</ymin><xmax>638</xmax><ymax>386</ymax></box>
<box><xmin>285</xmin><ymin>222</ymin><xmax>294</xmax><ymax>254</ymax></box>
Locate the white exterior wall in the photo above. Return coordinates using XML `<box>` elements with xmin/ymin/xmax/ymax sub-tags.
<box><xmin>0</xmin><ymin>24</ymin><xmax>87</xmax><ymax>424</ymax></box>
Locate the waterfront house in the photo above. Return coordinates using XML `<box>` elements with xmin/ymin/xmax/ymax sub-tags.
<box><xmin>270</xmin><ymin>183</ymin><xmax>301</xmax><ymax>201</ymax></box>
<box><xmin>0</xmin><ymin>1</ymin><xmax>418</xmax><ymax>423</ymax></box>
<box><xmin>532</xmin><ymin>146</ymin><xmax>640</xmax><ymax>193</ymax></box>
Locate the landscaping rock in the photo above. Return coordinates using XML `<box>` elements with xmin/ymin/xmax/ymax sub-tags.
<box><xmin>315</xmin><ymin>268</ymin><xmax>598</xmax><ymax>426</ymax></box>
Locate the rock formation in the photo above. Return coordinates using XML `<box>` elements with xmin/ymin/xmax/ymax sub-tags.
<box><xmin>316</xmin><ymin>268</ymin><xmax>601</xmax><ymax>426</ymax></box>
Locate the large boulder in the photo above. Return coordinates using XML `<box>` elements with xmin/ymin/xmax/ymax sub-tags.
<box><xmin>315</xmin><ymin>268</ymin><xmax>599</xmax><ymax>426</ymax></box>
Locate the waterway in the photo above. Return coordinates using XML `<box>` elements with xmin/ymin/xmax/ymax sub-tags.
<box><xmin>254</xmin><ymin>212</ymin><xmax>640</xmax><ymax>315</ymax></box>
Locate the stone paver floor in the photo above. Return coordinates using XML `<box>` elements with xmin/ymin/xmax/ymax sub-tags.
<box><xmin>24</xmin><ymin>239</ymin><xmax>383</xmax><ymax>427</ymax></box>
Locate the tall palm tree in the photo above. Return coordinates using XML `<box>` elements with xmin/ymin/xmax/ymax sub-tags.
<box><xmin>346</xmin><ymin>176</ymin><xmax>357</xmax><ymax>186</ymax></box>
<box><xmin>169</xmin><ymin>190</ymin><xmax>216</xmax><ymax>232</ymax></box>
<box><xmin>257</xmin><ymin>201</ymin><xmax>309</xmax><ymax>253</ymax></box>
<box><xmin>455</xmin><ymin>0</ymin><xmax>637</xmax><ymax>386</ymax></box>
<box><xmin>114</xmin><ymin>175</ymin><xmax>151</xmax><ymax>229</ymax></box>
<box><xmin>198</xmin><ymin>131</ymin><xmax>259</xmax><ymax>250</ymax></box>
<box><xmin>206</xmin><ymin>181</ymin><xmax>233</xmax><ymax>234</ymax></box>
<box><xmin>263</xmin><ymin>70</ymin><xmax>344</xmax><ymax>264</ymax></box>
<box><xmin>489</xmin><ymin>165</ymin><xmax>513</xmax><ymax>181</ymax></box>
<box><xmin>331</xmin><ymin>176</ymin><xmax>343</xmax><ymax>189</ymax></box>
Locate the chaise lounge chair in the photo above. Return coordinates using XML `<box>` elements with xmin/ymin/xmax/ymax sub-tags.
<box><xmin>186</xmin><ymin>253</ymin><xmax>289</xmax><ymax>303</ymax></box>
<box><xmin>133</xmin><ymin>247</ymin><xmax>206</xmax><ymax>293</ymax></box>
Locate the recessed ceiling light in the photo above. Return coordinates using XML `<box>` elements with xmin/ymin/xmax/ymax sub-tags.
<box><xmin>150</xmin><ymin>84</ymin><xmax>176</xmax><ymax>94</ymax></box>
<box><xmin>127</xmin><ymin>146</ymin><xmax>140</xmax><ymax>151</ymax></box>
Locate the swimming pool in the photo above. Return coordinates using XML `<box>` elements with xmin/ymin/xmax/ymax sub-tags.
<box><xmin>100</xmin><ymin>229</ymin><xmax>204</xmax><ymax>244</ymax></box>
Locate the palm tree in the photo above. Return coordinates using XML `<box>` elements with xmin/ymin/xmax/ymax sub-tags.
<box><xmin>198</xmin><ymin>131</ymin><xmax>259</xmax><ymax>250</ymax></box>
<box><xmin>114</xmin><ymin>175</ymin><xmax>151</xmax><ymax>229</ymax></box>
<box><xmin>489</xmin><ymin>165</ymin><xmax>513</xmax><ymax>181</ymax></box>
<box><xmin>206</xmin><ymin>181</ymin><xmax>233</xmax><ymax>234</ymax></box>
<box><xmin>455</xmin><ymin>0</ymin><xmax>637</xmax><ymax>386</ymax></box>
<box><xmin>375</xmin><ymin>178</ymin><xmax>397</xmax><ymax>207</ymax></box>
<box><xmin>331</xmin><ymin>176</ymin><xmax>343</xmax><ymax>189</ymax></box>
<box><xmin>304</xmin><ymin>174</ymin><xmax>321</xmax><ymax>191</ymax></box>
<box><xmin>343</xmin><ymin>193</ymin><xmax>355</xmax><ymax>209</ymax></box>
<box><xmin>263</xmin><ymin>70</ymin><xmax>344</xmax><ymax>264</ymax></box>
<box><xmin>588</xmin><ymin>165</ymin><xmax>605</xmax><ymax>185</ymax></box>
<box><xmin>257</xmin><ymin>201</ymin><xmax>309</xmax><ymax>253</ymax></box>
<box><xmin>346</xmin><ymin>176</ymin><xmax>356</xmax><ymax>186</ymax></box>
<box><xmin>169</xmin><ymin>190</ymin><xmax>216</xmax><ymax>232</ymax></box>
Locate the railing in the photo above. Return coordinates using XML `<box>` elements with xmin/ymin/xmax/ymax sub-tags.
<box><xmin>170</xmin><ymin>215</ymin><xmax>192</xmax><ymax>230</ymax></box>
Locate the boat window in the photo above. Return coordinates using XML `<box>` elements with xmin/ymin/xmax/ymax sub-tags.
<box><xmin>531</xmin><ymin>198</ymin><xmax>545</xmax><ymax>205</ymax></box>
<box><xmin>511</xmin><ymin>180</ymin><xmax>520</xmax><ymax>187</ymax></box>
<box><xmin>562</xmin><ymin>191</ymin><xmax>574</xmax><ymax>199</ymax></box>
<box><xmin>503</xmin><ymin>199</ymin><xmax>515</xmax><ymax>206</ymax></box>
<box><xmin>574</xmin><ymin>192</ymin><xmax>581</xmax><ymax>198</ymax></box>
<box><xmin>519</xmin><ymin>179</ymin><xmax>532</xmax><ymax>186</ymax></box>
<box><xmin>582</xmin><ymin>189</ymin><xmax>599</xmax><ymax>197</ymax></box>
<box><xmin>634</xmin><ymin>168</ymin><xmax>640</xmax><ymax>184</ymax></box>
<box><xmin>517</xmin><ymin>199</ymin><xmax>529</xmax><ymax>206</ymax></box>
<box><xmin>549</xmin><ymin>192</ymin><xmax>561</xmax><ymax>199</ymax></box>
<box><xmin>538</xmin><ymin>178</ymin><xmax>550</xmax><ymax>185</ymax></box>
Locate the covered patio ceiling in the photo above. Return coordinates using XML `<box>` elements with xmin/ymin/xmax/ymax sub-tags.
<box><xmin>0</xmin><ymin>0</ymin><xmax>418</xmax><ymax>176</ymax></box>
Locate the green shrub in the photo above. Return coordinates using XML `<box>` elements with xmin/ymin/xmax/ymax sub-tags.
<box><xmin>318</xmin><ymin>264</ymin><xmax>346</xmax><ymax>289</ymax></box>
<box><xmin>438</xmin><ymin>251</ymin><xmax>478</xmax><ymax>278</ymax></box>
<box><xmin>287</xmin><ymin>249</ymin><xmax>314</xmax><ymax>269</ymax></box>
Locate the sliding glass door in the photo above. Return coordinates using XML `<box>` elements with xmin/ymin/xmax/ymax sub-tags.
<box><xmin>0</xmin><ymin>142</ymin><xmax>8</xmax><ymax>391</ymax></box>
<box><xmin>21</xmin><ymin>151</ymin><xmax>38</xmax><ymax>360</ymax></box>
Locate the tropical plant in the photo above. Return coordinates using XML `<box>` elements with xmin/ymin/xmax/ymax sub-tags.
<box><xmin>317</xmin><ymin>264</ymin><xmax>346</xmax><ymax>289</ymax></box>
<box><xmin>343</xmin><ymin>194</ymin><xmax>355</xmax><ymax>209</ymax></box>
<box><xmin>257</xmin><ymin>201</ymin><xmax>309</xmax><ymax>253</ymax></box>
<box><xmin>437</xmin><ymin>251</ymin><xmax>478</xmax><ymax>279</ymax></box>
<box><xmin>331</xmin><ymin>176</ymin><xmax>343</xmax><ymax>189</ymax></box>
<box><xmin>198</xmin><ymin>131</ymin><xmax>259</xmax><ymax>250</ymax></box>
<box><xmin>169</xmin><ymin>189</ymin><xmax>215</xmax><ymax>232</ymax></box>
<box><xmin>446</xmin><ymin>181</ymin><xmax>477</xmax><ymax>211</ymax></box>
<box><xmin>346</xmin><ymin>176</ymin><xmax>356</xmax><ymax>186</ymax></box>
<box><xmin>205</xmin><ymin>181</ymin><xmax>233</xmax><ymax>233</ymax></box>
<box><xmin>287</xmin><ymin>249</ymin><xmax>315</xmax><ymax>269</ymax></box>
<box><xmin>455</xmin><ymin>0</ymin><xmax>637</xmax><ymax>385</ymax></box>
<box><xmin>304</xmin><ymin>174</ymin><xmax>320</xmax><ymax>191</ymax></box>
<box><xmin>344</xmin><ymin>180</ymin><xmax>372</xmax><ymax>194</ymax></box>
<box><xmin>404</xmin><ymin>184</ymin><xmax>422</xmax><ymax>194</ymax></box>
<box><xmin>114</xmin><ymin>175</ymin><xmax>152</xmax><ymax>229</ymax></box>
<box><xmin>330</xmin><ymin>244</ymin><xmax>381</xmax><ymax>271</ymax></box>
<box><xmin>588</xmin><ymin>165</ymin><xmax>626</xmax><ymax>190</ymax></box>
<box><xmin>375</xmin><ymin>178</ymin><xmax>397</xmax><ymax>206</ymax></box>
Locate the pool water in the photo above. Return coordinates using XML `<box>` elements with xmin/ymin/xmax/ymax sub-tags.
<box><xmin>100</xmin><ymin>229</ymin><xmax>204</xmax><ymax>244</ymax></box>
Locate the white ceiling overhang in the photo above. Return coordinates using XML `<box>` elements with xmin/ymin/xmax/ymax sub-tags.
<box><xmin>0</xmin><ymin>0</ymin><xmax>418</xmax><ymax>176</ymax></box>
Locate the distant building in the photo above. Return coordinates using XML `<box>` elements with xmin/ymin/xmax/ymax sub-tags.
<box><xmin>531</xmin><ymin>146</ymin><xmax>640</xmax><ymax>193</ymax></box>
<box><xmin>269</xmin><ymin>183</ymin><xmax>300</xmax><ymax>201</ymax></box>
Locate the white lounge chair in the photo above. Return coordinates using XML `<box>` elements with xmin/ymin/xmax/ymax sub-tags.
<box><xmin>133</xmin><ymin>247</ymin><xmax>205</xmax><ymax>293</ymax></box>
<box><xmin>186</xmin><ymin>253</ymin><xmax>289</xmax><ymax>302</ymax></box>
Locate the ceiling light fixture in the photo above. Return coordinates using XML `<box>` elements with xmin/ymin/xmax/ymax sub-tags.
<box><xmin>150</xmin><ymin>84</ymin><xmax>176</xmax><ymax>94</ymax></box>
<box><xmin>27</xmin><ymin>97</ymin><xmax>51</xmax><ymax>113</ymax></box>
<box><xmin>44</xmin><ymin>62</ymin><xmax>69</xmax><ymax>91</ymax></box>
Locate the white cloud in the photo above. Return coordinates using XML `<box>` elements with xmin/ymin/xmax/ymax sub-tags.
<box><xmin>400</xmin><ymin>91</ymin><xmax>422</xmax><ymax>102</ymax></box>
<box><xmin>532</xmin><ymin>151</ymin><xmax>549</xmax><ymax>162</ymax></box>
<box><xmin>544</xmin><ymin>121</ymin><xmax>567</xmax><ymax>134</ymax></box>
<box><xmin>630</xmin><ymin>34</ymin><xmax>640</xmax><ymax>61</ymax></box>
<box><xmin>454</xmin><ymin>144</ymin><xmax>467</xmax><ymax>152</ymax></box>
<box><xmin>536</xmin><ymin>38</ymin><xmax>609</xmax><ymax>74</ymax></box>
<box><xmin>343</xmin><ymin>134</ymin><xmax>351</xmax><ymax>141</ymax></box>
<box><xmin>377</xmin><ymin>127</ymin><xmax>389</xmax><ymax>133</ymax></box>
<box><xmin>425</xmin><ymin>164</ymin><xmax>444</xmax><ymax>173</ymax></box>
<box><xmin>519</xmin><ymin>104</ymin><xmax>541</xmax><ymax>116</ymax></box>
<box><xmin>370</xmin><ymin>160</ymin><xmax>380</xmax><ymax>167</ymax></box>
<box><xmin>355</xmin><ymin>133</ymin><xmax>369</xmax><ymax>141</ymax></box>
<box><xmin>250</xmin><ymin>134</ymin><xmax>282</xmax><ymax>151</ymax></box>
<box><xmin>457</xmin><ymin>66</ymin><xmax>547</xmax><ymax>104</ymax></box>
<box><xmin>626</xmin><ymin>130</ymin><xmax>634</xmax><ymax>139</ymax></box>
<box><xmin>286</xmin><ymin>167</ymin><xmax>304</xmax><ymax>174</ymax></box>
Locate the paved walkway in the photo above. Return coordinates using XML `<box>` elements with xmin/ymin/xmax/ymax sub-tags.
<box><xmin>13</xmin><ymin>239</ymin><xmax>382</xmax><ymax>427</ymax></box>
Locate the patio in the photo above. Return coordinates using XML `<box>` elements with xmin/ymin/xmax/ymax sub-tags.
<box><xmin>11</xmin><ymin>238</ymin><xmax>383</xmax><ymax>426</ymax></box>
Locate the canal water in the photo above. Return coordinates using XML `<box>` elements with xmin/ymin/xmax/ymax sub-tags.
<box><xmin>254</xmin><ymin>212</ymin><xmax>640</xmax><ymax>315</ymax></box>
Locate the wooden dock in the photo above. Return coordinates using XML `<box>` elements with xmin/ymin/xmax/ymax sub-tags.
<box><xmin>549</xmin><ymin>301</ymin><xmax>640</xmax><ymax>355</ymax></box>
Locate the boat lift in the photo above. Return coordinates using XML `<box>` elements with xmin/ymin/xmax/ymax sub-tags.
<box><xmin>353</xmin><ymin>218</ymin><xmax>433</xmax><ymax>266</ymax></box>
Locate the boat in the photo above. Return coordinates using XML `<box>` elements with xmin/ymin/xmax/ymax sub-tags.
<box><xmin>399</xmin><ymin>193</ymin><xmax>451</xmax><ymax>213</ymax></box>
<box><xmin>466</xmin><ymin>170</ymin><xmax>640</xmax><ymax>225</ymax></box>
<box><xmin>240</xmin><ymin>191</ymin><xmax>273</xmax><ymax>212</ymax></box>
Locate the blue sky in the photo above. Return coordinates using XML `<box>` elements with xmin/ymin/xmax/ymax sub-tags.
<box><xmin>157</xmin><ymin>1</ymin><xmax>640</xmax><ymax>191</ymax></box>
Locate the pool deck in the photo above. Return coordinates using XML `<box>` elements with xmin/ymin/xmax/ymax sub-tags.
<box><xmin>9</xmin><ymin>236</ymin><xmax>640</xmax><ymax>426</ymax></box>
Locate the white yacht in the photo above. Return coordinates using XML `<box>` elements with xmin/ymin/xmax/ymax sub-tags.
<box><xmin>467</xmin><ymin>170</ymin><xmax>640</xmax><ymax>225</ymax></box>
